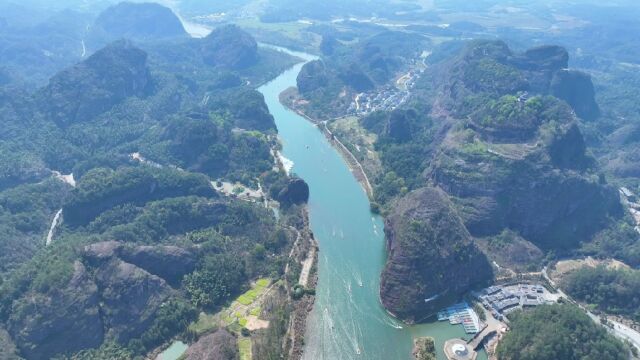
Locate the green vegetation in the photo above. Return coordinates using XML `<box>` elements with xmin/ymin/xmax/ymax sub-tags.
<box><xmin>496</xmin><ymin>304</ymin><xmax>627</xmax><ymax>360</ymax></box>
<box><xmin>0</xmin><ymin>22</ymin><xmax>303</xmax><ymax>359</ymax></box>
<box><xmin>62</xmin><ymin>342</ymin><xmax>133</xmax><ymax>360</ymax></box>
<box><xmin>183</xmin><ymin>254</ymin><xmax>246</xmax><ymax>309</ymax></box>
<box><xmin>413</xmin><ymin>336</ymin><xmax>436</xmax><ymax>360</ymax></box>
<box><xmin>562</xmin><ymin>265</ymin><xmax>640</xmax><ymax>321</ymax></box>
<box><xmin>128</xmin><ymin>299</ymin><xmax>198</xmax><ymax>356</ymax></box>
<box><xmin>362</xmin><ymin>108</ymin><xmax>435</xmax><ymax>206</ymax></box>
<box><xmin>188</xmin><ymin>313</ymin><xmax>218</xmax><ymax>336</ymax></box>
<box><xmin>581</xmin><ymin>219</ymin><xmax>640</xmax><ymax>268</ymax></box>
<box><xmin>296</xmin><ymin>31</ymin><xmax>429</xmax><ymax>119</ymax></box>
<box><xmin>238</xmin><ymin>338</ymin><xmax>252</xmax><ymax>360</ymax></box>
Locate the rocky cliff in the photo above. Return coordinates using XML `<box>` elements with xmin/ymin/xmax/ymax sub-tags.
<box><xmin>380</xmin><ymin>187</ymin><xmax>492</xmax><ymax>322</ymax></box>
<box><xmin>8</xmin><ymin>262</ymin><xmax>103</xmax><ymax>359</ymax></box>
<box><xmin>276</xmin><ymin>177</ymin><xmax>310</xmax><ymax>206</ymax></box>
<box><xmin>426</xmin><ymin>41</ymin><xmax>620</xmax><ymax>250</ymax></box>
<box><xmin>5</xmin><ymin>241</ymin><xmax>197</xmax><ymax>358</ymax></box>
<box><xmin>551</xmin><ymin>69</ymin><xmax>601</xmax><ymax>121</ymax></box>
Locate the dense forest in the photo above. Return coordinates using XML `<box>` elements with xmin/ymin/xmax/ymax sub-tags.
<box><xmin>562</xmin><ymin>266</ymin><xmax>640</xmax><ymax>321</ymax></box>
<box><xmin>496</xmin><ymin>304</ymin><xmax>627</xmax><ymax>360</ymax></box>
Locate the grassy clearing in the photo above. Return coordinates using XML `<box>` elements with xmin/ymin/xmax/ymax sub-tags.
<box><xmin>188</xmin><ymin>312</ymin><xmax>218</xmax><ymax>335</ymax></box>
<box><xmin>239</xmin><ymin>338</ymin><xmax>252</xmax><ymax>360</ymax></box>
<box><xmin>250</xmin><ymin>307</ymin><xmax>261</xmax><ymax>316</ymax></box>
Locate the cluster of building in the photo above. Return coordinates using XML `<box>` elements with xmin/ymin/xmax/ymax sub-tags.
<box><xmin>347</xmin><ymin>55</ymin><xmax>427</xmax><ymax>116</ymax></box>
<box><xmin>475</xmin><ymin>284</ymin><xmax>556</xmax><ymax>320</ymax></box>
<box><xmin>619</xmin><ymin>187</ymin><xmax>640</xmax><ymax>234</ymax></box>
<box><xmin>347</xmin><ymin>86</ymin><xmax>411</xmax><ymax>115</ymax></box>
<box><xmin>437</xmin><ymin>302</ymin><xmax>481</xmax><ymax>334</ymax></box>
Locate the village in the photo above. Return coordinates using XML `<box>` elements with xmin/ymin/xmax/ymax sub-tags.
<box><xmin>346</xmin><ymin>51</ymin><xmax>429</xmax><ymax>116</ymax></box>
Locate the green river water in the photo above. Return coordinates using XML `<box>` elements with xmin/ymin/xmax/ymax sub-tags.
<box><xmin>258</xmin><ymin>47</ymin><xmax>487</xmax><ymax>360</ymax></box>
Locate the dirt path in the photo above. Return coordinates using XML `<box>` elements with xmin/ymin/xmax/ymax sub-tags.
<box><xmin>298</xmin><ymin>246</ymin><xmax>316</xmax><ymax>287</ymax></box>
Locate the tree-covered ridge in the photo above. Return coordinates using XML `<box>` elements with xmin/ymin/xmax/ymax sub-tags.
<box><xmin>562</xmin><ymin>266</ymin><xmax>640</xmax><ymax>321</ymax></box>
<box><xmin>0</xmin><ymin>23</ymin><xmax>307</xmax><ymax>359</ymax></box>
<box><xmin>496</xmin><ymin>304</ymin><xmax>627</xmax><ymax>360</ymax></box>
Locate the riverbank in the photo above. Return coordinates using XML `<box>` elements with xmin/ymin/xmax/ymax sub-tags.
<box><xmin>280</xmin><ymin>87</ymin><xmax>374</xmax><ymax>199</ymax></box>
<box><xmin>282</xmin><ymin>209</ymin><xmax>319</xmax><ymax>360</ymax></box>
<box><xmin>259</xmin><ymin>46</ymin><xmax>474</xmax><ymax>360</ymax></box>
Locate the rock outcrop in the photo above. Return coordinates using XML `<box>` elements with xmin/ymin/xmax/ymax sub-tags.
<box><xmin>5</xmin><ymin>240</ymin><xmax>197</xmax><ymax>358</ymax></box>
<box><xmin>277</xmin><ymin>178</ymin><xmax>310</xmax><ymax>206</ymax></box>
<box><xmin>7</xmin><ymin>262</ymin><xmax>103</xmax><ymax>359</ymax></box>
<box><xmin>183</xmin><ymin>329</ymin><xmax>238</xmax><ymax>360</ymax></box>
<box><xmin>201</xmin><ymin>25</ymin><xmax>257</xmax><ymax>69</ymax></box>
<box><xmin>551</xmin><ymin>70</ymin><xmax>600</xmax><ymax>121</ymax></box>
<box><xmin>95</xmin><ymin>258</ymin><xmax>171</xmax><ymax>342</ymax></box>
<box><xmin>377</xmin><ymin>40</ymin><xmax>618</xmax><ymax>322</ymax></box>
<box><xmin>119</xmin><ymin>245</ymin><xmax>197</xmax><ymax>286</ymax></box>
<box><xmin>93</xmin><ymin>2</ymin><xmax>187</xmax><ymax>41</ymax></box>
<box><xmin>380</xmin><ymin>187</ymin><xmax>492</xmax><ymax>322</ymax></box>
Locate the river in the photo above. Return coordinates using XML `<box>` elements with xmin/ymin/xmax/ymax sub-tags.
<box><xmin>258</xmin><ymin>47</ymin><xmax>487</xmax><ymax>360</ymax></box>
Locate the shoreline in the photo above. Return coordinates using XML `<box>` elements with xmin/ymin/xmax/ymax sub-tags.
<box><xmin>279</xmin><ymin>88</ymin><xmax>374</xmax><ymax>199</ymax></box>
<box><xmin>285</xmin><ymin>208</ymin><xmax>319</xmax><ymax>360</ymax></box>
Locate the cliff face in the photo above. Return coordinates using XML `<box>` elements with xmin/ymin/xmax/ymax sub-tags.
<box><xmin>93</xmin><ymin>2</ymin><xmax>187</xmax><ymax>41</ymax></box>
<box><xmin>425</xmin><ymin>41</ymin><xmax>619</xmax><ymax>250</ymax></box>
<box><xmin>380</xmin><ymin>188</ymin><xmax>492</xmax><ymax>322</ymax></box>
<box><xmin>38</xmin><ymin>40</ymin><xmax>151</xmax><ymax>126</ymax></box>
<box><xmin>7</xmin><ymin>262</ymin><xmax>103</xmax><ymax>359</ymax></box>
<box><xmin>6</xmin><ymin>241</ymin><xmax>197</xmax><ymax>358</ymax></box>
<box><xmin>95</xmin><ymin>258</ymin><xmax>171</xmax><ymax>342</ymax></box>
<box><xmin>551</xmin><ymin>70</ymin><xmax>601</xmax><ymax>121</ymax></box>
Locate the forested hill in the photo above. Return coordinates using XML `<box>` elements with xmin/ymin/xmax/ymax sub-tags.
<box><xmin>0</xmin><ymin>23</ymin><xmax>307</xmax><ymax>360</ymax></box>
<box><xmin>91</xmin><ymin>2</ymin><xmax>188</xmax><ymax>41</ymax></box>
<box><xmin>294</xmin><ymin>34</ymin><xmax>630</xmax><ymax>322</ymax></box>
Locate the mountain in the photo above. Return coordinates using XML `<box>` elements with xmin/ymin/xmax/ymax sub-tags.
<box><xmin>354</xmin><ymin>40</ymin><xmax>622</xmax><ymax>321</ymax></box>
<box><xmin>201</xmin><ymin>25</ymin><xmax>258</xmax><ymax>69</ymax></box>
<box><xmin>92</xmin><ymin>2</ymin><xmax>187</xmax><ymax>41</ymax></box>
<box><xmin>426</xmin><ymin>41</ymin><xmax>619</xmax><ymax>250</ymax></box>
<box><xmin>380</xmin><ymin>187</ymin><xmax>492</xmax><ymax>321</ymax></box>
<box><xmin>38</xmin><ymin>39</ymin><xmax>151</xmax><ymax>127</ymax></box>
